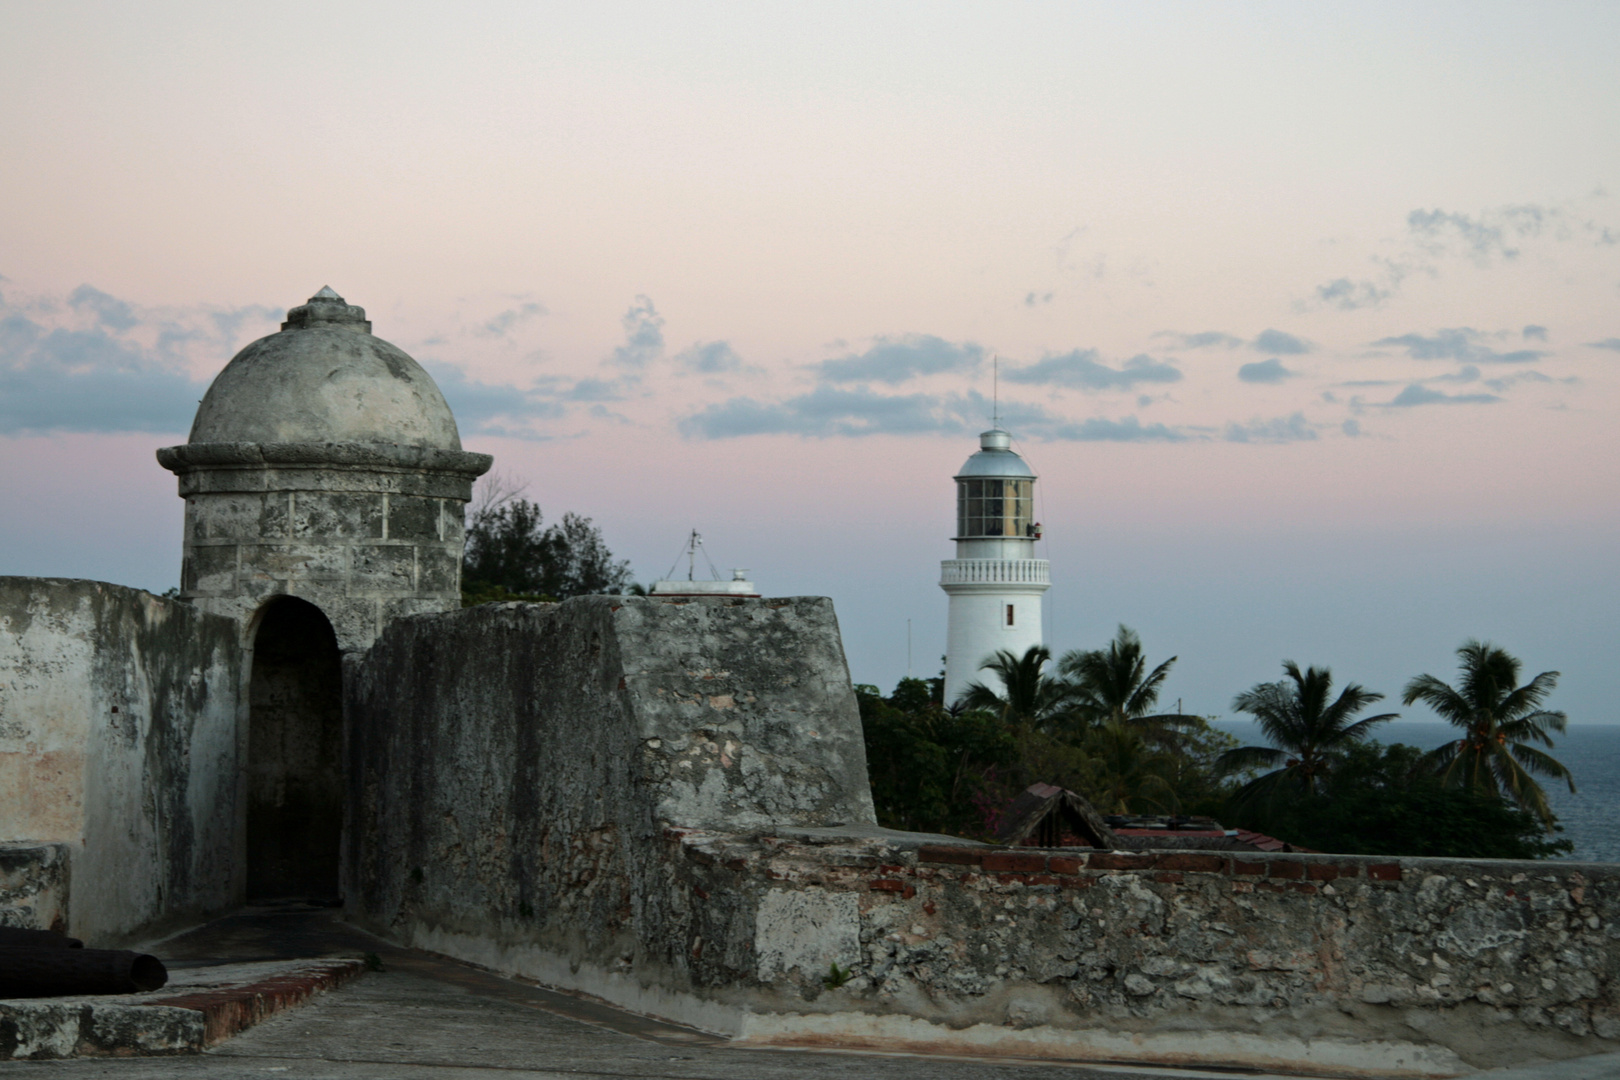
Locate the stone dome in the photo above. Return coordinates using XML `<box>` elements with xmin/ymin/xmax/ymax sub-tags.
<box><xmin>187</xmin><ymin>287</ymin><xmax>462</xmax><ymax>450</ymax></box>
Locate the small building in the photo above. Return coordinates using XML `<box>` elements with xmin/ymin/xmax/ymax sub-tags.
<box><xmin>994</xmin><ymin>783</ymin><xmax>1117</xmax><ymax>849</ymax></box>
<box><xmin>994</xmin><ymin>783</ymin><xmax>1308</xmax><ymax>853</ymax></box>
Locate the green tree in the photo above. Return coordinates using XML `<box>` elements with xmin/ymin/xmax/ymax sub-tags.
<box><xmin>1225</xmin><ymin>742</ymin><xmax>1572</xmax><ymax>860</ymax></box>
<box><xmin>462</xmin><ymin>498</ymin><xmax>632</xmax><ymax>604</ymax></box>
<box><xmin>954</xmin><ymin>645</ymin><xmax>1076</xmax><ymax>729</ymax></box>
<box><xmin>1079</xmin><ymin>720</ymin><xmax>1180</xmax><ymax>814</ymax></box>
<box><xmin>1058</xmin><ymin>625</ymin><xmax>1187</xmax><ymax>731</ymax></box>
<box><xmin>858</xmin><ymin>678</ymin><xmax>1017</xmax><ymax>835</ymax></box>
<box><xmin>1217</xmin><ymin>662</ymin><xmax>1398</xmax><ymax>809</ymax></box>
<box><xmin>1402</xmin><ymin>640</ymin><xmax>1574</xmax><ymax>828</ymax></box>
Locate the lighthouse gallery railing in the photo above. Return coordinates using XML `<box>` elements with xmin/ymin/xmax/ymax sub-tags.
<box><xmin>939</xmin><ymin>559</ymin><xmax>1050</xmax><ymax>585</ymax></box>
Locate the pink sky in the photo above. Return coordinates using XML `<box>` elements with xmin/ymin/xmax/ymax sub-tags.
<box><xmin>2</xmin><ymin>2</ymin><xmax>1618</xmax><ymax>723</ymax></box>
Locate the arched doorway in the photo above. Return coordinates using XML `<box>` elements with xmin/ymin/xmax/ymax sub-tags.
<box><xmin>246</xmin><ymin>596</ymin><xmax>343</xmax><ymax>901</ymax></box>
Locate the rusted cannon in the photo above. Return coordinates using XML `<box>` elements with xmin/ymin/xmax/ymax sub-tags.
<box><xmin>0</xmin><ymin>947</ymin><xmax>167</xmax><ymax>998</ymax></box>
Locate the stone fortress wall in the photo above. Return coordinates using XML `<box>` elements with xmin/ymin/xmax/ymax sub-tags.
<box><xmin>0</xmin><ymin>578</ymin><xmax>241</xmax><ymax>944</ymax></box>
<box><xmin>343</xmin><ymin>593</ymin><xmax>1620</xmax><ymax>1078</ymax></box>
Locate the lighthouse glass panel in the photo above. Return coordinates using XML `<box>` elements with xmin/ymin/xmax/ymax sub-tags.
<box><xmin>956</xmin><ymin>479</ymin><xmax>1033</xmax><ymax>538</ymax></box>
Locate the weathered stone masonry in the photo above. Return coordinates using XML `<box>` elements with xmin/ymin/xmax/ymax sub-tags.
<box><xmin>0</xmin><ymin>579</ymin><xmax>241</xmax><ymax>944</ymax></box>
<box><xmin>343</xmin><ymin>592</ymin><xmax>1620</xmax><ymax>1076</ymax></box>
<box><xmin>668</xmin><ymin>830</ymin><xmax>1618</xmax><ymax>1073</ymax></box>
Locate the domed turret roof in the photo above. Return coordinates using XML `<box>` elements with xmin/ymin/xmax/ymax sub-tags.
<box><xmin>956</xmin><ymin>428</ymin><xmax>1035</xmax><ymax>479</ymax></box>
<box><xmin>187</xmin><ymin>287</ymin><xmax>462</xmax><ymax>450</ymax></box>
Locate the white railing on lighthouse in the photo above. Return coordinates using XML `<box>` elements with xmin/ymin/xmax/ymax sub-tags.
<box><xmin>939</xmin><ymin>559</ymin><xmax>1050</xmax><ymax>586</ymax></box>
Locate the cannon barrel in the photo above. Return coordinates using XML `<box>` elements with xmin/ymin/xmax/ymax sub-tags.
<box><xmin>0</xmin><ymin>927</ymin><xmax>83</xmax><ymax>949</ymax></box>
<box><xmin>0</xmin><ymin>948</ymin><xmax>168</xmax><ymax>998</ymax></box>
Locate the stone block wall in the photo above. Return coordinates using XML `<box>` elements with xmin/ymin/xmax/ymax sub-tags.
<box><xmin>0</xmin><ymin>579</ymin><xmax>242</xmax><ymax>944</ymax></box>
<box><xmin>658</xmin><ymin>830</ymin><xmax>1620</xmax><ymax>1075</ymax></box>
<box><xmin>344</xmin><ymin>595</ymin><xmax>874</xmax><ymax>1001</ymax></box>
<box><xmin>159</xmin><ymin>442</ymin><xmax>489</xmax><ymax>653</ymax></box>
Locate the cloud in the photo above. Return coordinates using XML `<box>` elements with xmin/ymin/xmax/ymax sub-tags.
<box><xmin>677</xmin><ymin>340</ymin><xmax>745</xmax><ymax>373</ymax></box>
<box><xmin>1225</xmin><ymin>413</ymin><xmax>1317</xmax><ymax>443</ymax></box>
<box><xmin>1313</xmin><ymin>199</ymin><xmax>1615</xmax><ymax>310</ymax></box>
<box><xmin>1342</xmin><ymin>418</ymin><xmax>1361</xmax><ymax>437</ymax></box>
<box><xmin>1156</xmin><ymin>331</ymin><xmax>1243</xmax><ymax>350</ymax></box>
<box><xmin>1252</xmin><ymin>329</ymin><xmax>1310</xmax><ymax>355</ymax></box>
<box><xmin>610</xmin><ymin>295</ymin><xmax>664</xmax><ymax>368</ymax></box>
<box><xmin>1237</xmin><ymin>358</ymin><xmax>1295</xmax><ymax>384</ymax></box>
<box><xmin>679</xmin><ymin>385</ymin><xmax>1189</xmax><ymax>442</ymax></box>
<box><xmin>1317</xmin><ymin>277</ymin><xmax>1393</xmax><ymax>311</ymax></box>
<box><xmin>0</xmin><ymin>284</ymin><xmax>283</xmax><ymax>435</ymax></box>
<box><xmin>481</xmin><ymin>301</ymin><xmax>546</xmax><ymax>337</ymax></box>
<box><xmin>1050</xmin><ymin>415</ymin><xmax>1186</xmax><ymax>442</ymax></box>
<box><xmin>1585</xmin><ymin>338</ymin><xmax>1620</xmax><ymax>352</ymax></box>
<box><xmin>680</xmin><ymin>386</ymin><xmax>965</xmax><ymax>439</ymax></box>
<box><xmin>421</xmin><ymin>363</ymin><xmax>569</xmax><ymax>435</ymax></box>
<box><xmin>1385</xmin><ymin>383</ymin><xmax>1501</xmax><ymax>407</ymax></box>
<box><xmin>1003</xmin><ymin>350</ymin><xmax>1180</xmax><ymax>390</ymax></box>
<box><xmin>1407</xmin><ymin>205</ymin><xmax>1556</xmax><ymax>263</ymax></box>
<box><xmin>0</xmin><ymin>314</ymin><xmax>205</xmax><ymax>434</ymax></box>
<box><xmin>1523</xmin><ymin>324</ymin><xmax>1548</xmax><ymax>341</ymax></box>
<box><xmin>1023</xmin><ymin>291</ymin><xmax>1054</xmax><ymax>306</ymax></box>
<box><xmin>67</xmin><ymin>284</ymin><xmax>138</xmax><ymax>332</ymax></box>
<box><xmin>1373</xmin><ymin>328</ymin><xmax>1545</xmax><ymax>364</ymax></box>
<box><xmin>566</xmin><ymin>377</ymin><xmax>625</xmax><ymax>402</ymax></box>
<box><xmin>816</xmin><ymin>334</ymin><xmax>983</xmax><ymax>384</ymax></box>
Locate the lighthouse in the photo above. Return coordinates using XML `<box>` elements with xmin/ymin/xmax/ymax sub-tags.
<box><xmin>940</xmin><ymin>428</ymin><xmax>1050</xmax><ymax>703</ymax></box>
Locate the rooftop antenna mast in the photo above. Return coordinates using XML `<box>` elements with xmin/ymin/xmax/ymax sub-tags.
<box><xmin>687</xmin><ymin>529</ymin><xmax>701</xmax><ymax>581</ymax></box>
<box><xmin>992</xmin><ymin>355</ymin><xmax>999</xmax><ymax>428</ymax></box>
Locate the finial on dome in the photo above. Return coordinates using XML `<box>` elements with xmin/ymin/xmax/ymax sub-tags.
<box><xmin>282</xmin><ymin>287</ymin><xmax>370</xmax><ymax>332</ymax></box>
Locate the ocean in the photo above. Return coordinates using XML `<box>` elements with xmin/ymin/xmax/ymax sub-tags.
<box><xmin>1208</xmin><ymin>720</ymin><xmax>1620</xmax><ymax>864</ymax></box>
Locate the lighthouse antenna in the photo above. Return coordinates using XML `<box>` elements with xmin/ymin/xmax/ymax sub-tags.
<box><xmin>992</xmin><ymin>355</ymin><xmax>999</xmax><ymax>428</ymax></box>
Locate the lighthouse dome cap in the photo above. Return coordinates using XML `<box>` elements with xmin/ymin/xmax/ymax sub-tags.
<box><xmin>955</xmin><ymin>428</ymin><xmax>1035</xmax><ymax>479</ymax></box>
<box><xmin>186</xmin><ymin>287</ymin><xmax>462</xmax><ymax>450</ymax></box>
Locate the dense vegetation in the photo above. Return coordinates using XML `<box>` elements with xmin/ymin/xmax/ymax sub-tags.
<box><xmin>460</xmin><ymin>479</ymin><xmax>634</xmax><ymax>605</ymax></box>
<box><xmin>857</xmin><ymin>628</ymin><xmax>1574</xmax><ymax>860</ymax></box>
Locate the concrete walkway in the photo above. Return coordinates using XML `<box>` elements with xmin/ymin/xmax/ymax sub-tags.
<box><xmin>7</xmin><ymin>906</ymin><xmax>1615</xmax><ymax>1080</ymax></box>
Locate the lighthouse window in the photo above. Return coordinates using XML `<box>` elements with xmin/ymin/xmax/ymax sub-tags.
<box><xmin>956</xmin><ymin>478</ymin><xmax>1034</xmax><ymax>538</ymax></box>
<box><xmin>1006</xmin><ymin>604</ymin><xmax>1015</xmax><ymax>626</ymax></box>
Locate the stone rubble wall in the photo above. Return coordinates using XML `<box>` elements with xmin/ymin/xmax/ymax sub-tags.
<box><xmin>0</xmin><ymin>842</ymin><xmax>70</xmax><ymax>932</ymax></box>
<box><xmin>343</xmin><ymin>595</ymin><xmax>874</xmax><ymax>995</ymax></box>
<box><xmin>664</xmin><ymin>830</ymin><xmax>1620</xmax><ymax>1075</ymax></box>
<box><xmin>0</xmin><ymin>579</ymin><xmax>242</xmax><ymax>944</ymax></box>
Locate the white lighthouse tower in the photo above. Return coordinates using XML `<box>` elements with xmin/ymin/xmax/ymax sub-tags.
<box><xmin>940</xmin><ymin>428</ymin><xmax>1050</xmax><ymax>703</ymax></box>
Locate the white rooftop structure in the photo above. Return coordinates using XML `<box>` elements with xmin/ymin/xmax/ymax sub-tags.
<box><xmin>648</xmin><ymin>530</ymin><xmax>759</xmax><ymax>598</ymax></box>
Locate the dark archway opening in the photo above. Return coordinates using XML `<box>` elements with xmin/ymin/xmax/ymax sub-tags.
<box><xmin>247</xmin><ymin>596</ymin><xmax>343</xmax><ymax>901</ymax></box>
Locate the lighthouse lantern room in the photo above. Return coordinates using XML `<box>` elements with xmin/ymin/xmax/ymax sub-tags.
<box><xmin>940</xmin><ymin>428</ymin><xmax>1051</xmax><ymax>703</ymax></box>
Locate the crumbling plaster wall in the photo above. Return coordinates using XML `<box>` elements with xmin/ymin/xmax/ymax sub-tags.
<box><xmin>0</xmin><ymin>579</ymin><xmax>242</xmax><ymax>943</ymax></box>
<box><xmin>344</xmin><ymin>595</ymin><xmax>875</xmax><ymax>994</ymax></box>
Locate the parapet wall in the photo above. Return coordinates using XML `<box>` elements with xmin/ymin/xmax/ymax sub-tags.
<box><xmin>344</xmin><ymin>595</ymin><xmax>875</xmax><ymax>992</ymax></box>
<box><xmin>0</xmin><ymin>578</ymin><xmax>242</xmax><ymax>943</ymax></box>
<box><xmin>664</xmin><ymin>830</ymin><xmax>1620</xmax><ymax>1076</ymax></box>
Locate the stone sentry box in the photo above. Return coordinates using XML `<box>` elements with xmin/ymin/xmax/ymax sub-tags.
<box><xmin>157</xmin><ymin>288</ymin><xmax>491</xmax><ymax>654</ymax></box>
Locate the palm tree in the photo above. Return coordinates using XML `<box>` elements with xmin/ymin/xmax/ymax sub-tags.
<box><xmin>1218</xmin><ymin>662</ymin><xmax>1398</xmax><ymax>807</ymax></box>
<box><xmin>955</xmin><ymin>645</ymin><xmax>1075</xmax><ymax>729</ymax></box>
<box><xmin>1403</xmin><ymin>640</ymin><xmax>1573</xmax><ymax>828</ymax></box>
<box><xmin>1058</xmin><ymin>625</ymin><xmax>1193</xmax><ymax>732</ymax></box>
<box><xmin>1083</xmin><ymin>720</ymin><xmax>1179</xmax><ymax>814</ymax></box>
